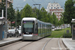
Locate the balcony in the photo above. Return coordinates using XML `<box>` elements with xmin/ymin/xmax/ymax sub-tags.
<box><xmin>0</xmin><ymin>0</ymin><xmax>1</xmax><ymax>2</ymax></box>
<box><xmin>7</xmin><ymin>0</ymin><xmax>13</xmax><ymax>3</ymax></box>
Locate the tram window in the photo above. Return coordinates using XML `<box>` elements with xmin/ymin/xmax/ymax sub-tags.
<box><xmin>22</xmin><ymin>21</ymin><xmax>34</xmax><ymax>33</ymax></box>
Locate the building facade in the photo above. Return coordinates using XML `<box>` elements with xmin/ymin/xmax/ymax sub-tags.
<box><xmin>0</xmin><ymin>0</ymin><xmax>13</xmax><ymax>7</ymax></box>
<box><xmin>46</xmin><ymin>2</ymin><xmax>64</xmax><ymax>20</ymax></box>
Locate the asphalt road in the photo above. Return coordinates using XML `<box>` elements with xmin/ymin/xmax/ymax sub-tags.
<box><xmin>0</xmin><ymin>38</ymin><xmax>67</xmax><ymax>50</ymax></box>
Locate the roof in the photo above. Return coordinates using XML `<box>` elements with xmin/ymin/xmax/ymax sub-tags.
<box><xmin>22</xmin><ymin>17</ymin><xmax>36</xmax><ymax>21</ymax></box>
<box><xmin>22</xmin><ymin>17</ymin><xmax>52</xmax><ymax>25</ymax></box>
<box><xmin>37</xmin><ymin>20</ymin><xmax>52</xmax><ymax>25</ymax></box>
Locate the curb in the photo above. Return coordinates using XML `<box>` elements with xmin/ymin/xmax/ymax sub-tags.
<box><xmin>0</xmin><ymin>38</ymin><xmax>21</xmax><ymax>47</ymax></box>
<box><xmin>62</xmin><ymin>38</ymin><xmax>75</xmax><ymax>50</ymax></box>
<box><xmin>62</xmin><ymin>39</ymin><xmax>69</xmax><ymax>50</ymax></box>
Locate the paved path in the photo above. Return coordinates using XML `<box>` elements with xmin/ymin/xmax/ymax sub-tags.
<box><xmin>0</xmin><ymin>37</ymin><xmax>22</xmax><ymax>46</ymax></box>
<box><xmin>62</xmin><ymin>38</ymin><xmax>75</xmax><ymax>50</ymax></box>
<box><xmin>0</xmin><ymin>38</ymin><xmax>67</xmax><ymax>50</ymax></box>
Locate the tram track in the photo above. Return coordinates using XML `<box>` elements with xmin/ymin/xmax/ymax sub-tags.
<box><xmin>0</xmin><ymin>41</ymin><xmax>22</xmax><ymax>50</ymax></box>
<box><xmin>18</xmin><ymin>41</ymin><xmax>34</xmax><ymax>50</ymax></box>
<box><xmin>42</xmin><ymin>35</ymin><xmax>66</xmax><ymax>50</ymax></box>
<box><xmin>0</xmin><ymin>37</ymin><xmax>67</xmax><ymax>50</ymax></box>
<box><xmin>58</xmin><ymin>36</ymin><xmax>62</xmax><ymax>50</ymax></box>
<box><xmin>42</xmin><ymin>38</ymin><xmax>63</xmax><ymax>50</ymax></box>
<box><xmin>0</xmin><ymin>40</ymin><xmax>34</xmax><ymax>50</ymax></box>
<box><xmin>18</xmin><ymin>39</ymin><xmax>47</xmax><ymax>50</ymax></box>
<box><xmin>42</xmin><ymin>38</ymin><xmax>52</xmax><ymax>50</ymax></box>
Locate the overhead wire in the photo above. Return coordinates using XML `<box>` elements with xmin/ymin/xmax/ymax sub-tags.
<box><xmin>32</xmin><ymin>0</ymin><xmax>37</xmax><ymax>4</ymax></box>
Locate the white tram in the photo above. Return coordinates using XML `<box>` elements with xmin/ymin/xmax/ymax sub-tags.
<box><xmin>21</xmin><ymin>17</ymin><xmax>52</xmax><ymax>40</ymax></box>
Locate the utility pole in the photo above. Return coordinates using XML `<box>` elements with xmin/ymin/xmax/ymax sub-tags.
<box><xmin>33</xmin><ymin>4</ymin><xmax>41</xmax><ymax>19</ymax></box>
<box><xmin>0</xmin><ymin>0</ymin><xmax>7</xmax><ymax>38</ymax></box>
<box><xmin>5</xmin><ymin>0</ymin><xmax>7</xmax><ymax>38</ymax></box>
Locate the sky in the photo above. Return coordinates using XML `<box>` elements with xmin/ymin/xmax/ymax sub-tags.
<box><xmin>13</xmin><ymin>0</ymin><xmax>67</xmax><ymax>11</ymax></box>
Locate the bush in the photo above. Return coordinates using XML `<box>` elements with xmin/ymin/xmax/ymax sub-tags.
<box><xmin>55</xmin><ymin>29</ymin><xmax>62</xmax><ymax>31</ymax></box>
<box><xmin>63</xmin><ymin>33</ymin><xmax>72</xmax><ymax>38</ymax></box>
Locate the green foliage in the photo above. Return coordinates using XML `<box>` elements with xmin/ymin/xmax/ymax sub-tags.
<box><xmin>63</xmin><ymin>33</ymin><xmax>72</xmax><ymax>38</ymax></box>
<box><xmin>16</xmin><ymin>9</ymin><xmax>21</xmax><ymax>26</ymax></box>
<box><xmin>52</xmin><ymin>13</ymin><xmax>58</xmax><ymax>26</ymax></box>
<box><xmin>40</xmin><ymin>7</ymin><xmax>48</xmax><ymax>22</ymax></box>
<box><xmin>63</xmin><ymin>0</ymin><xmax>75</xmax><ymax>24</ymax></box>
<box><xmin>58</xmin><ymin>14</ymin><xmax>64</xmax><ymax>26</ymax></box>
<box><xmin>48</xmin><ymin>28</ymin><xmax>71</xmax><ymax>38</ymax></box>
<box><xmin>32</xmin><ymin>7</ymin><xmax>38</xmax><ymax>18</ymax></box>
<box><xmin>20</xmin><ymin>4</ymin><xmax>63</xmax><ymax>26</ymax></box>
<box><xmin>7</xmin><ymin>3</ymin><xmax>15</xmax><ymax>26</ymax></box>
<box><xmin>0</xmin><ymin>0</ymin><xmax>5</xmax><ymax>17</ymax></box>
<box><xmin>21</xmin><ymin>4</ymin><xmax>33</xmax><ymax>18</ymax></box>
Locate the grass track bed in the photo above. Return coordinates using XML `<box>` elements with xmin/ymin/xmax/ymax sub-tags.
<box><xmin>48</xmin><ymin>28</ymin><xmax>71</xmax><ymax>38</ymax></box>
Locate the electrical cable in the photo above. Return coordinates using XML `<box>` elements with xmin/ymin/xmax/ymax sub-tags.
<box><xmin>32</xmin><ymin>0</ymin><xmax>37</xmax><ymax>4</ymax></box>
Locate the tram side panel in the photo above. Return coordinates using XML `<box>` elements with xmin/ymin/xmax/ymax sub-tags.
<box><xmin>45</xmin><ymin>25</ymin><xmax>48</xmax><ymax>37</ymax></box>
<box><xmin>49</xmin><ymin>25</ymin><xmax>52</xmax><ymax>36</ymax></box>
<box><xmin>38</xmin><ymin>23</ymin><xmax>42</xmax><ymax>39</ymax></box>
<box><xmin>41</xmin><ymin>24</ymin><xmax>43</xmax><ymax>37</ymax></box>
<box><xmin>32</xmin><ymin>22</ymin><xmax>38</xmax><ymax>40</ymax></box>
<box><xmin>47</xmin><ymin>25</ymin><xmax>51</xmax><ymax>36</ymax></box>
<box><xmin>38</xmin><ymin>22</ymin><xmax>45</xmax><ymax>39</ymax></box>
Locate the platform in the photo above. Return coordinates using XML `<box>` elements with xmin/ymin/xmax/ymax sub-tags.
<box><xmin>62</xmin><ymin>38</ymin><xmax>75</xmax><ymax>50</ymax></box>
<box><xmin>0</xmin><ymin>37</ymin><xmax>22</xmax><ymax>46</ymax></box>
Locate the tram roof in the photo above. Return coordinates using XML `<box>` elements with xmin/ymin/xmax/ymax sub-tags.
<box><xmin>37</xmin><ymin>20</ymin><xmax>52</xmax><ymax>25</ymax></box>
<box><xmin>22</xmin><ymin>17</ymin><xmax>36</xmax><ymax>21</ymax></box>
<box><xmin>22</xmin><ymin>17</ymin><xmax>52</xmax><ymax>25</ymax></box>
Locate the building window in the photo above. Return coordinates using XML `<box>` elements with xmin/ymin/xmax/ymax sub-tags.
<box><xmin>54</xmin><ymin>7</ymin><xmax>56</xmax><ymax>9</ymax></box>
<box><xmin>57</xmin><ymin>7</ymin><xmax>59</xmax><ymax>9</ymax></box>
<box><xmin>51</xmin><ymin>5</ymin><xmax>53</xmax><ymax>6</ymax></box>
<box><xmin>51</xmin><ymin>7</ymin><xmax>53</xmax><ymax>9</ymax></box>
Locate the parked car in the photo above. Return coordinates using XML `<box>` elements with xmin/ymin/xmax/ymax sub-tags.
<box><xmin>17</xmin><ymin>26</ymin><xmax>21</xmax><ymax>36</ymax></box>
<box><xmin>52</xmin><ymin>25</ymin><xmax>55</xmax><ymax>29</ymax></box>
<box><xmin>7</xmin><ymin>29</ymin><xmax>19</xmax><ymax>37</ymax></box>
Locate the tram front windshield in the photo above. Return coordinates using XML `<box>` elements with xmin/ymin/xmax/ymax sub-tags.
<box><xmin>23</xmin><ymin>21</ymin><xmax>34</xmax><ymax>33</ymax></box>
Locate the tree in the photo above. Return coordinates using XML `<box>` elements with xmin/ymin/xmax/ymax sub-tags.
<box><xmin>58</xmin><ymin>13</ymin><xmax>64</xmax><ymax>26</ymax></box>
<box><xmin>63</xmin><ymin>0</ymin><xmax>74</xmax><ymax>24</ymax></box>
<box><xmin>16</xmin><ymin>9</ymin><xmax>21</xmax><ymax>26</ymax></box>
<box><xmin>52</xmin><ymin>13</ymin><xmax>58</xmax><ymax>26</ymax></box>
<box><xmin>49</xmin><ymin>15</ymin><xmax>53</xmax><ymax>24</ymax></box>
<box><xmin>21</xmin><ymin>4</ymin><xmax>33</xmax><ymax>18</ymax></box>
<box><xmin>40</xmin><ymin>7</ymin><xmax>48</xmax><ymax>22</ymax></box>
<box><xmin>0</xmin><ymin>0</ymin><xmax>5</xmax><ymax>17</ymax></box>
<box><xmin>58</xmin><ymin>17</ymin><xmax>64</xmax><ymax>26</ymax></box>
<box><xmin>32</xmin><ymin>7</ymin><xmax>37</xmax><ymax>18</ymax></box>
<box><xmin>7</xmin><ymin>3</ymin><xmax>15</xmax><ymax>26</ymax></box>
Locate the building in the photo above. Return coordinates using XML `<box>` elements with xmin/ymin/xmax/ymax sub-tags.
<box><xmin>46</xmin><ymin>2</ymin><xmax>64</xmax><ymax>20</ymax></box>
<box><xmin>0</xmin><ymin>0</ymin><xmax>13</xmax><ymax>7</ymax></box>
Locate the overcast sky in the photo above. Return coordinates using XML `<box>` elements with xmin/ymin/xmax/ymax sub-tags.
<box><xmin>13</xmin><ymin>0</ymin><xmax>67</xmax><ymax>10</ymax></box>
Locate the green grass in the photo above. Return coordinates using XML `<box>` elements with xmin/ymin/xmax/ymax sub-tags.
<box><xmin>48</xmin><ymin>27</ymin><xmax>71</xmax><ymax>38</ymax></box>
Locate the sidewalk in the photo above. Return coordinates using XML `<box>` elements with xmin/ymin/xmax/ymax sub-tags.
<box><xmin>62</xmin><ymin>38</ymin><xmax>75</xmax><ymax>50</ymax></box>
<box><xmin>0</xmin><ymin>37</ymin><xmax>22</xmax><ymax>46</ymax></box>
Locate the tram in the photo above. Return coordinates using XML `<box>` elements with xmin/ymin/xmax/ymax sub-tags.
<box><xmin>21</xmin><ymin>17</ymin><xmax>52</xmax><ymax>40</ymax></box>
